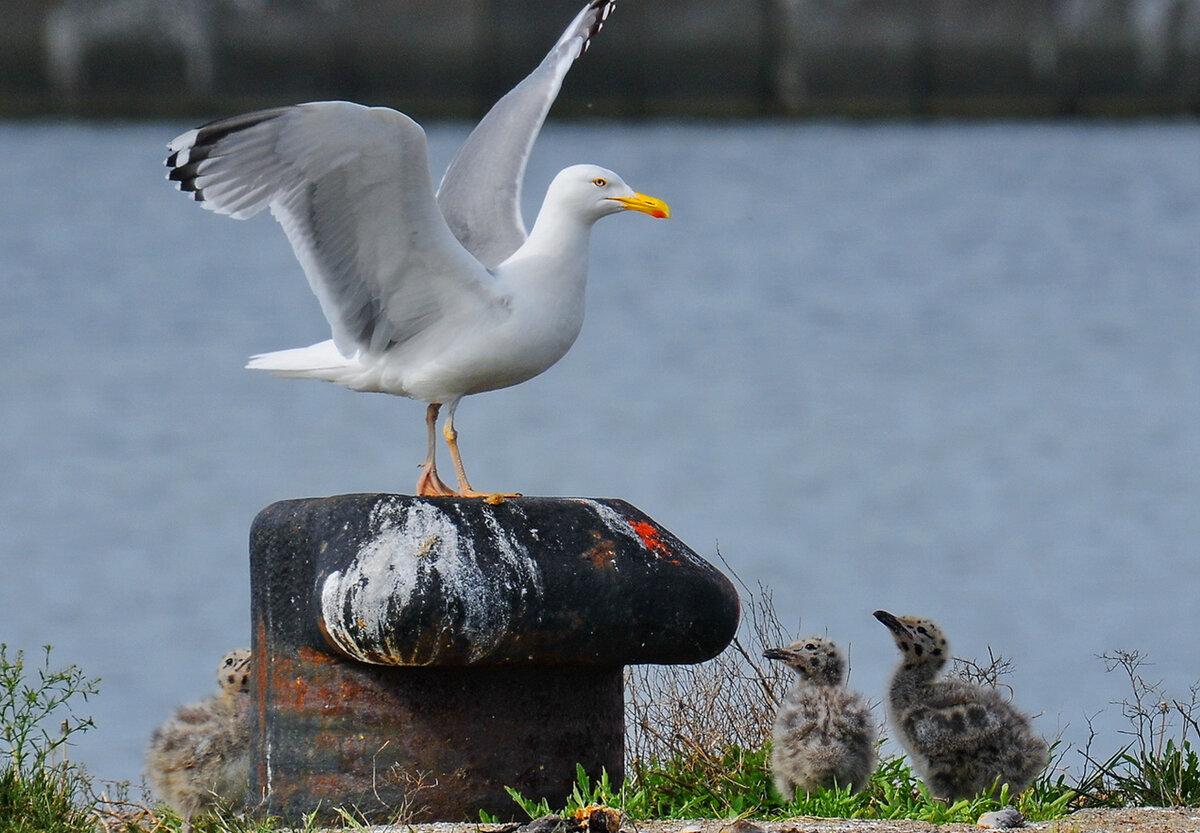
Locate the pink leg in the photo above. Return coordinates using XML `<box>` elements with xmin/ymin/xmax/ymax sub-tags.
<box><xmin>415</xmin><ymin>403</ymin><xmax>457</xmax><ymax>496</ymax></box>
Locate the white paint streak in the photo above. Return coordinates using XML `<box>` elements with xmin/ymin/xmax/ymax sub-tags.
<box><xmin>572</xmin><ymin>499</ymin><xmax>642</xmax><ymax>545</ymax></box>
<box><xmin>320</xmin><ymin>499</ymin><xmax>543</xmax><ymax>664</ymax></box>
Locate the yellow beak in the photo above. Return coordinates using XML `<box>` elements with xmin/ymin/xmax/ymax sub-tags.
<box><xmin>610</xmin><ymin>191</ymin><xmax>670</xmax><ymax>219</ymax></box>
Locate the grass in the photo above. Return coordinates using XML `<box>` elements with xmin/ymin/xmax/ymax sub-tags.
<box><xmin>0</xmin><ymin>644</ymin><xmax>98</xmax><ymax>833</ymax></box>
<box><xmin>502</xmin><ymin>749</ymin><xmax>1076</xmax><ymax>825</ymax></box>
<box><xmin>3</xmin><ymin>583</ymin><xmax>1198</xmax><ymax>833</ymax></box>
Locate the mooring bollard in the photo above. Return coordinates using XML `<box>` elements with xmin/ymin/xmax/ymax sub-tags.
<box><xmin>247</xmin><ymin>494</ymin><xmax>740</xmax><ymax>823</ymax></box>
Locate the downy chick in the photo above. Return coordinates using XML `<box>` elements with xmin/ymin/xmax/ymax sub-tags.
<box><xmin>764</xmin><ymin>636</ymin><xmax>878</xmax><ymax>797</ymax></box>
<box><xmin>873</xmin><ymin>611</ymin><xmax>1048</xmax><ymax>800</ymax></box>
<box><xmin>145</xmin><ymin>649</ymin><xmax>252</xmax><ymax>832</ymax></box>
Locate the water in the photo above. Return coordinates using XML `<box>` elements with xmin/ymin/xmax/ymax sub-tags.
<box><xmin>1</xmin><ymin>118</ymin><xmax>1198</xmax><ymax>787</ymax></box>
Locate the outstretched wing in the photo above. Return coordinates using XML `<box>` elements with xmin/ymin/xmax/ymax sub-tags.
<box><xmin>436</xmin><ymin>0</ymin><xmax>617</xmax><ymax>269</ymax></box>
<box><xmin>167</xmin><ymin>101</ymin><xmax>498</xmax><ymax>357</ymax></box>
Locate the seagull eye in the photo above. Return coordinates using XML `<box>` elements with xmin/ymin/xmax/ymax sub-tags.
<box><xmin>592</xmin><ymin>177</ymin><xmax>607</xmax><ymax>187</ymax></box>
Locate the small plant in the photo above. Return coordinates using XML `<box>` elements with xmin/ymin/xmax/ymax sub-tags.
<box><xmin>504</xmin><ymin>765</ymin><xmax>633</xmax><ymax>820</ymax></box>
<box><xmin>505</xmin><ymin>784</ymin><xmax>554</xmax><ymax>820</ymax></box>
<box><xmin>564</xmin><ymin>764</ymin><xmax>626</xmax><ymax>814</ymax></box>
<box><xmin>1017</xmin><ymin>742</ymin><xmax>1077</xmax><ymax>819</ymax></box>
<box><xmin>1074</xmin><ymin>650</ymin><xmax>1200</xmax><ymax>808</ymax></box>
<box><xmin>951</xmin><ymin>646</ymin><xmax>1016</xmax><ymax>694</ymax></box>
<box><xmin>629</xmin><ymin>744</ymin><xmax>776</xmax><ymax>819</ymax></box>
<box><xmin>0</xmin><ymin>643</ymin><xmax>100</xmax><ymax>833</ymax></box>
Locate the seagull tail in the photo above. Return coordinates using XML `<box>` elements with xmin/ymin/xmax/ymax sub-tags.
<box><xmin>246</xmin><ymin>340</ymin><xmax>358</xmax><ymax>383</ymax></box>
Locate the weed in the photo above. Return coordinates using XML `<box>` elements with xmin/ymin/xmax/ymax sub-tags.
<box><xmin>505</xmin><ymin>784</ymin><xmax>554</xmax><ymax>820</ymax></box>
<box><xmin>0</xmin><ymin>643</ymin><xmax>100</xmax><ymax>833</ymax></box>
<box><xmin>1074</xmin><ymin>649</ymin><xmax>1200</xmax><ymax>808</ymax></box>
<box><xmin>950</xmin><ymin>647</ymin><xmax>1016</xmax><ymax>696</ymax></box>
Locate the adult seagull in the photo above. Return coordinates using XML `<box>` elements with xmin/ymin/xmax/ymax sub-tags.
<box><xmin>165</xmin><ymin>1</ymin><xmax>668</xmax><ymax>497</ymax></box>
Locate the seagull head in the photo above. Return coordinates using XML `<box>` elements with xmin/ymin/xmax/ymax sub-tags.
<box><xmin>548</xmin><ymin>164</ymin><xmax>670</xmax><ymax>222</ymax></box>
<box><xmin>217</xmin><ymin>648</ymin><xmax>253</xmax><ymax>695</ymax></box>
<box><xmin>873</xmin><ymin>610</ymin><xmax>949</xmax><ymax>671</ymax></box>
<box><xmin>764</xmin><ymin>636</ymin><xmax>847</xmax><ymax>685</ymax></box>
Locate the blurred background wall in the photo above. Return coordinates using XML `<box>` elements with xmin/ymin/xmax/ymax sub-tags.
<box><xmin>4</xmin><ymin>0</ymin><xmax>1200</xmax><ymax>118</ymax></box>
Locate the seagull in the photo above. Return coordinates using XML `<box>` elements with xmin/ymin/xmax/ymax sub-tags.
<box><xmin>164</xmin><ymin>1</ymin><xmax>668</xmax><ymax>497</ymax></box>
<box><xmin>763</xmin><ymin>636</ymin><xmax>878</xmax><ymax>796</ymax></box>
<box><xmin>873</xmin><ymin>611</ymin><xmax>1049</xmax><ymax>801</ymax></box>
<box><xmin>145</xmin><ymin>649</ymin><xmax>253</xmax><ymax>833</ymax></box>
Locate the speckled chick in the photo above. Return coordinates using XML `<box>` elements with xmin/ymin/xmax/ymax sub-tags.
<box><xmin>763</xmin><ymin>636</ymin><xmax>878</xmax><ymax>797</ymax></box>
<box><xmin>873</xmin><ymin>611</ymin><xmax>1049</xmax><ymax>801</ymax></box>
<box><xmin>145</xmin><ymin>649</ymin><xmax>252</xmax><ymax>833</ymax></box>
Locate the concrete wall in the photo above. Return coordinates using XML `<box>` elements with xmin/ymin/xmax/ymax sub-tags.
<box><xmin>6</xmin><ymin>0</ymin><xmax>1200</xmax><ymax>118</ymax></box>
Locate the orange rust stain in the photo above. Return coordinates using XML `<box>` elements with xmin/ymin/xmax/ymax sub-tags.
<box><xmin>297</xmin><ymin>645</ymin><xmax>337</xmax><ymax>664</ymax></box>
<box><xmin>266</xmin><ymin>649</ymin><xmax>376</xmax><ymax>712</ymax></box>
<box><xmin>582</xmin><ymin>532</ymin><xmax>618</xmax><ymax>568</ymax></box>
<box><xmin>306</xmin><ymin>771</ymin><xmax>360</xmax><ymax>794</ymax></box>
<box><xmin>629</xmin><ymin>519</ymin><xmax>671</xmax><ymax>556</ymax></box>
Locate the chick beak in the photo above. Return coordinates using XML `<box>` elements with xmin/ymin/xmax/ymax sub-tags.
<box><xmin>873</xmin><ymin>609</ymin><xmax>906</xmax><ymax>635</ymax></box>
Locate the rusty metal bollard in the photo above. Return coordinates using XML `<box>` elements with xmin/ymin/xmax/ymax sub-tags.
<box><xmin>247</xmin><ymin>494</ymin><xmax>740</xmax><ymax>823</ymax></box>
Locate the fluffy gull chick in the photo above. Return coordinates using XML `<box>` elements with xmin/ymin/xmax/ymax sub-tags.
<box><xmin>764</xmin><ymin>636</ymin><xmax>878</xmax><ymax>796</ymax></box>
<box><xmin>145</xmin><ymin>649</ymin><xmax>253</xmax><ymax>833</ymax></box>
<box><xmin>873</xmin><ymin>611</ymin><xmax>1049</xmax><ymax>800</ymax></box>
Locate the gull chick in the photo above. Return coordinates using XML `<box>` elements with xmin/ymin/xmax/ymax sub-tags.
<box><xmin>165</xmin><ymin>0</ymin><xmax>669</xmax><ymax>498</ymax></box>
<box><xmin>763</xmin><ymin>636</ymin><xmax>878</xmax><ymax>797</ymax></box>
<box><xmin>873</xmin><ymin>611</ymin><xmax>1049</xmax><ymax>800</ymax></box>
<box><xmin>145</xmin><ymin>649</ymin><xmax>253</xmax><ymax>833</ymax></box>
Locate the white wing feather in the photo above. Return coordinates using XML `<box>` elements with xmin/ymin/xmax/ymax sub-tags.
<box><xmin>436</xmin><ymin>0</ymin><xmax>616</xmax><ymax>269</ymax></box>
<box><xmin>167</xmin><ymin>101</ymin><xmax>500</xmax><ymax>358</ymax></box>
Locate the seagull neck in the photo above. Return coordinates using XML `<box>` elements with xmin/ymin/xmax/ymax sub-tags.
<box><xmin>888</xmin><ymin>662</ymin><xmax>937</xmax><ymax>707</ymax></box>
<box><xmin>518</xmin><ymin>208</ymin><xmax>595</xmax><ymax>273</ymax></box>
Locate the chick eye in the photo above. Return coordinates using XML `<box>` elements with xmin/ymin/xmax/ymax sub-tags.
<box><xmin>592</xmin><ymin>177</ymin><xmax>607</xmax><ymax>187</ymax></box>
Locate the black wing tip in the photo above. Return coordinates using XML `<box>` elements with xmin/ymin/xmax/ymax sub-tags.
<box><xmin>191</xmin><ymin>106</ymin><xmax>287</xmax><ymax>149</ymax></box>
<box><xmin>165</xmin><ymin>149</ymin><xmax>207</xmax><ymax>195</ymax></box>
<box><xmin>579</xmin><ymin>0</ymin><xmax>617</xmax><ymax>57</ymax></box>
<box><xmin>161</xmin><ymin>162</ymin><xmax>205</xmax><ymax>200</ymax></box>
<box><xmin>165</xmin><ymin>106</ymin><xmax>290</xmax><ymax>198</ymax></box>
<box><xmin>165</xmin><ymin>106</ymin><xmax>287</xmax><ymax>168</ymax></box>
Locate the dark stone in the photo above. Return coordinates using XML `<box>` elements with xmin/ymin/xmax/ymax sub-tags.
<box><xmin>521</xmin><ymin>815</ymin><xmax>580</xmax><ymax>833</ymax></box>
<box><xmin>248</xmin><ymin>494</ymin><xmax>740</xmax><ymax>822</ymax></box>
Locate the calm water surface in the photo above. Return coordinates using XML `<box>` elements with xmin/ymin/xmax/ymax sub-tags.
<box><xmin>1</xmin><ymin>119</ymin><xmax>1198</xmax><ymax>786</ymax></box>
